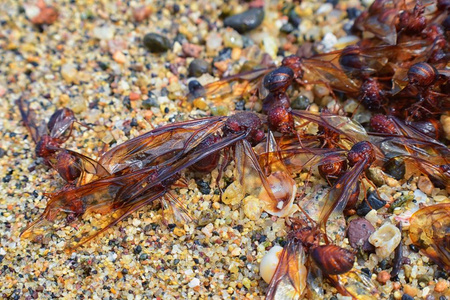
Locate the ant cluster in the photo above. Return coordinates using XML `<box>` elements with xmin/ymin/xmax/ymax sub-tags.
<box><xmin>18</xmin><ymin>0</ymin><xmax>448</xmax><ymax>298</ymax></box>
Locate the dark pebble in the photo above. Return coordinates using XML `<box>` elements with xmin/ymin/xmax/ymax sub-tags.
<box><xmin>356</xmin><ymin>191</ymin><xmax>386</xmax><ymax>216</ymax></box>
<box><xmin>122</xmin><ymin>268</ymin><xmax>128</xmax><ymax>275</ymax></box>
<box><xmin>139</xmin><ymin>253</ymin><xmax>148</xmax><ymax>261</ymax></box>
<box><xmin>259</xmin><ymin>235</ymin><xmax>267</xmax><ymax>243</ymax></box>
<box><xmin>234</xmin><ymin>100</ymin><xmax>245</xmax><ymax>111</ymax></box>
<box><xmin>3</xmin><ymin>175</ymin><xmax>11</xmax><ymax>183</ymax></box>
<box><xmin>346</xmin><ymin>7</ymin><xmax>361</xmax><ymax>19</ymax></box>
<box><xmin>402</xmin><ymin>295</ymin><xmax>414</xmax><ymax>300</ymax></box>
<box><xmin>242</xmin><ymin>36</ymin><xmax>254</xmax><ymax>48</ymax></box>
<box><xmin>239</xmin><ymin>255</ymin><xmax>247</xmax><ymax>261</ymax></box>
<box><xmin>134</xmin><ymin>245</ymin><xmax>142</xmax><ymax>254</ymax></box>
<box><xmin>173</xmin><ymin>259</ymin><xmax>180</xmax><ymax>265</ymax></box>
<box><xmin>326</xmin><ymin>0</ymin><xmax>339</xmax><ymax>6</ymax></box>
<box><xmin>161</xmin><ymin>87</ymin><xmax>169</xmax><ymax>96</ymax></box>
<box><xmin>0</xmin><ymin>148</ymin><xmax>6</xmax><ymax>158</ymax></box>
<box><xmin>288</xmin><ymin>10</ymin><xmax>301</xmax><ymax>27</ymax></box>
<box><xmin>409</xmin><ymin>244</ymin><xmax>419</xmax><ymax>253</ymax></box>
<box><xmin>280</xmin><ymin>22</ymin><xmax>295</xmax><ymax>33</ymax></box>
<box><xmin>214</xmin><ymin>47</ymin><xmax>232</xmax><ymax>62</ymax></box>
<box><xmin>361</xmin><ymin>267</ymin><xmax>371</xmax><ymax>276</ymax></box>
<box><xmin>223</xmin><ymin>8</ymin><xmax>265</xmax><ymax>33</ymax></box>
<box><xmin>0</xmin><ymin>255</ymin><xmax>3</xmax><ymax>263</ymax></box>
<box><xmin>439</xmin><ymin>296</ymin><xmax>448</xmax><ymax>300</ymax></box>
<box><xmin>142</xmin><ymin>92</ymin><xmax>159</xmax><ymax>109</ymax></box>
<box><xmin>168</xmin><ymin>223</ymin><xmax>176</xmax><ymax>229</ymax></box>
<box><xmin>343</xmin><ymin>21</ymin><xmax>356</xmax><ymax>34</ymax></box>
<box><xmin>290</xmin><ymin>95</ymin><xmax>310</xmax><ymax>110</ymax></box>
<box><xmin>187</xmin><ymin>80</ymin><xmax>206</xmax><ymax>101</ymax></box>
<box><xmin>434</xmin><ymin>270</ymin><xmax>448</xmax><ymax>280</ymax></box>
<box><xmin>130</xmin><ymin>118</ymin><xmax>138</xmax><ymax>127</ymax></box>
<box><xmin>123</xmin><ymin>96</ymin><xmax>131</xmax><ymax>110</ymax></box>
<box><xmin>172</xmin><ymin>4</ymin><xmax>180</xmax><ymax>14</ymax></box>
<box><xmin>188</xmin><ymin>59</ymin><xmax>211</xmax><ymax>77</ymax></box>
<box><xmin>379</xmin><ymin>259</ymin><xmax>390</xmax><ymax>270</ymax></box>
<box><xmin>174</xmin><ymin>33</ymin><xmax>187</xmax><ymax>45</ymax></box>
<box><xmin>384</xmin><ymin>158</ymin><xmax>405</xmax><ymax>180</ymax></box>
<box><xmin>233</xmin><ymin>224</ymin><xmax>243</xmax><ymax>232</ymax></box>
<box><xmin>347</xmin><ymin>218</ymin><xmax>375</xmax><ymax>252</ymax></box>
<box><xmin>196</xmin><ymin>179</ymin><xmax>211</xmax><ymax>194</ymax></box>
<box><xmin>143</xmin><ymin>33</ymin><xmax>172</xmax><ymax>53</ymax></box>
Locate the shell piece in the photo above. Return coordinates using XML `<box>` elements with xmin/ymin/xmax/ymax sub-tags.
<box><xmin>310</xmin><ymin>245</ymin><xmax>355</xmax><ymax>275</ymax></box>
<box><xmin>368</xmin><ymin>223</ymin><xmax>401</xmax><ymax>259</ymax></box>
<box><xmin>260</xmin><ymin>245</ymin><xmax>284</xmax><ymax>284</ymax></box>
<box><xmin>259</xmin><ymin>171</ymin><xmax>297</xmax><ymax>217</ymax></box>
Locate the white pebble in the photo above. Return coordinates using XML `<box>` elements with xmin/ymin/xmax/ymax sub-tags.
<box><xmin>413</xmin><ymin>189</ymin><xmax>427</xmax><ymax>203</ymax></box>
<box><xmin>206</xmin><ymin>32</ymin><xmax>223</xmax><ymax>52</ymax></box>
<box><xmin>24</xmin><ymin>4</ymin><xmax>40</xmax><ymax>19</ymax></box>
<box><xmin>316</xmin><ymin>3</ymin><xmax>333</xmax><ymax>15</ymax></box>
<box><xmin>201</xmin><ymin>223</ymin><xmax>214</xmax><ymax>238</ymax></box>
<box><xmin>61</xmin><ymin>63</ymin><xmax>78</xmax><ymax>84</ymax></box>
<box><xmin>93</xmin><ymin>26</ymin><xmax>115</xmax><ymax>40</ymax></box>
<box><xmin>321</xmin><ymin>32</ymin><xmax>337</xmax><ymax>51</ymax></box>
<box><xmin>369</xmin><ymin>223</ymin><xmax>401</xmax><ymax>259</ymax></box>
<box><xmin>188</xmin><ymin>277</ymin><xmax>200</xmax><ymax>288</ymax></box>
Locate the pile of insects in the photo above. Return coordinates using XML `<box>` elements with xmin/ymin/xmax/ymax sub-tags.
<box><xmin>18</xmin><ymin>0</ymin><xmax>448</xmax><ymax>298</ymax></box>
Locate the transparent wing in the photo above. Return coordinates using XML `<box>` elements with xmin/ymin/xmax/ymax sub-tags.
<box><xmin>99</xmin><ymin>117</ymin><xmax>226</xmax><ymax>174</ymax></box>
<box><xmin>266</xmin><ymin>240</ymin><xmax>308</xmax><ymax>300</ymax></box>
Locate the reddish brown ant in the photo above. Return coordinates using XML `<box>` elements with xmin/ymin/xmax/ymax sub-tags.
<box><xmin>21</xmin><ymin>111</ymin><xmax>298</xmax><ymax>248</ymax></box>
<box><xmin>17</xmin><ymin>98</ymin><xmax>104</xmax><ymax>184</ymax></box>
<box><xmin>262</xmin><ymin>207</ymin><xmax>378</xmax><ymax>299</ymax></box>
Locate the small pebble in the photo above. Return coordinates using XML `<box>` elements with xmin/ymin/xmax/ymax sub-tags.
<box><xmin>242</xmin><ymin>196</ymin><xmax>262</xmax><ymax>221</ymax></box>
<box><xmin>357</xmin><ymin>192</ymin><xmax>386</xmax><ymax>216</ymax></box>
<box><xmin>188</xmin><ymin>278</ymin><xmax>200</xmax><ymax>288</ymax></box>
<box><xmin>417</xmin><ymin>176</ymin><xmax>434</xmax><ymax>195</ymax></box>
<box><xmin>223</xmin><ymin>8</ymin><xmax>265</xmax><ymax>33</ymax></box>
<box><xmin>92</xmin><ymin>26</ymin><xmax>114</xmax><ymax>40</ymax></box>
<box><xmin>435</xmin><ymin>280</ymin><xmax>448</xmax><ymax>293</ymax></box>
<box><xmin>132</xmin><ymin>6</ymin><xmax>151</xmax><ymax>22</ymax></box>
<box><xmin>60</xmin><ymin>63</ymin><xmax>78</xmax><ymax>84</ymax></box>
<box><xmin>143</xmin><ymin>33</ymin><xmax>172</xmax><ymax>53</ymax></box>
<box><xmin>316</xmin><ymin>3</ymin><xmax>333</xmax><ymax>15</ymax></box>
<box><xmin>369</xmin><ymin>223</ymin><xmax>401</xmax><ymax>259</ymax></box>
<box><xmin>377</xmin><ymin>270</ymin><xmax>391</xmax><ymax>285</ymax></box>
<box><xmin>347</xmin><ymin>218</ymin><xmax>375</xmax><ymax>252</ymax></box>
<box><xmin>113</xmin><ymin>51</ymin><xmax>127</xmax><ymax>64</ymax></box>
<box><xmin>188</xmin><ymin>59</ymin><xmax>211</xmax><ymax>77</ymax></box>
<box><xmin>182</xmin><ymin>43</ymin><xmax>203</xmax><ymax>58</ymax></box>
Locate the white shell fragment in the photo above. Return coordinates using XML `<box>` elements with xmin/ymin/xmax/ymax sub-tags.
<box><xmin>260</xmin><ymin>245</ymin><xmax>284</xmax><ymax>284</ymax></box>
<box><xmin>259</xmin><ymin>171</ymin><xmax>297</xmax><ymax>217</ymax></box>
<box><xmin>369</xmin><ymin>223</ymin><xmax>401</xmax><ymax>259</ymax></box>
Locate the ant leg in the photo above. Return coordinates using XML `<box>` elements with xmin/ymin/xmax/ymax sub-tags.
<box><xmin>216</xmin><ymin>150</ymin><xmax>231</xmax><ymax>198</ymax></box>
<box><xmin>349</xmin><ymin>101</ymin><xmax>362</xmax><ymax>120</ymax></box>
<box><xmin>361</xmin><ymin>180</ymin><xmax>374</xmax><ymax>210</ymax></box>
